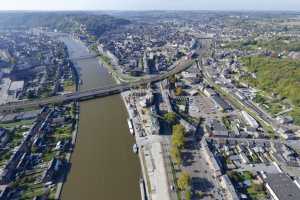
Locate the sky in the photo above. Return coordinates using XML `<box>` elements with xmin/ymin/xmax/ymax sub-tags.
<box><xmin>0</xmin><ymin>0</ymin><xmax>299</xmax><ymax>11</ymax></box>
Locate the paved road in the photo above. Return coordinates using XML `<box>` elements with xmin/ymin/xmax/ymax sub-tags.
<box><xmin>182</xmin><ymin>136</ymin><xmax>227</xmax><ymax>200</ymax></box>
<box><xmin>0</xmin><ymin>59</ymin><xmax>194</xmax><ymax>113</ymax></box>
<box><xmin>199</xmin><ymin>64</ymin><xmax>300</xmax><ymax>133</ymax></box>
<box><xmin>206</xmin><ymin>135</ymin><xmax>297</xmax><ymax>145</ymax></box>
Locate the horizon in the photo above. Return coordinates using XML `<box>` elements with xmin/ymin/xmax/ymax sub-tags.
<box><xmin>1</xmin><ymin>0</ymin><xmax>300</xmax><ymax>11</ymax></box>
<box><xmin>0</xmin><ymin>9</ymin><xmax>299</xmax><ymax>12</ymax></box>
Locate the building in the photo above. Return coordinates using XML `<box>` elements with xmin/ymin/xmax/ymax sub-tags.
<box><xmin>211</xmin><ymin>95</ymin><xmax>232</xmax><ymax>112</ymax></box>
<box><xmin>0</xmin><ymin>128</ymin><xmax>9</xmax><ymax>148</ymax></box>
<box><xmin>181</xmin><ymin>71</ymin><xmax>197</xmax><ymax>79</ymax></box>
<box><xmin>202</xmin><ymin>139</ymin><xmax>222</xmax><ymax>177</ymax></box>
<box><xmin>265</xmin><ymin>173</ymin><xmax>300</xmax><ymax>200</ymax></box>
<box><xmin>8</xmin><ymin>81</ymin><xmax>24</xmax><ymax>96</ymax></box>
<box><xmin>208</xmin><ymin>119</ymin><xmax>229</xmax><ymax>137</ymax></box>
<box><xmin>203</xmin><ymin>87</ymin><xmax>216</xmax><ymax>97</ymax></box>
<box><xmin>241</xmin><ymin>111</ymin><xmax>259</xmax><ymax>129</ymax></box>
<box><xmin>276</xmin><ymin>116</ymin><xmax>293</xmax><ymax>124</ymax></box>
<box><xmin>0</xmin><ymin>185</ymin><xmax>9</xmax><ymax>200</ymax></box>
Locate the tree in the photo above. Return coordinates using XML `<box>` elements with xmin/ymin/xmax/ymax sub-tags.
<box><xmin>163</xmin><ymin>112</ymin><xmax>177</xmax><ymax>124</ymax></box>
<box><xmin>185</xmin><ymin>188</ymin><xmax>192</xmax><ymax>200</ymax></box>
<box><xmin>177</xmin><ymin>171</ymin><xmax>190</xmax><ymax>191</ymax></box>
<box><xmin>173</xmin><ymin>124</ymin><xmax>186</xmax><ymax>136</ymax></box>
<box><xmin>172</xmin><ymin>124</ymin><xmax>185</xmax><ymax>149</ymax></box>
<box><xmin>175</xmin><ymin>87</ymin><xmax>183</xmax><ymax>96</ymax></box>
<box><xmin>27</xmin><ymin>90</ymin><xmax>37</xmax><ymax>99</ymax></box>
<box><xmin>168</xmin><ymin>75</ymin><xmax>176</xmax><ymax>84</ymax></box>
<box><xmin>252</xmin><ymin>183</ymin><xmax>264</xmax><ymax>192</ymax></box>
<box><xmin>170</xmin><ymin>145</ymin><xmax>181</xmax><ymax>165</ymax></box>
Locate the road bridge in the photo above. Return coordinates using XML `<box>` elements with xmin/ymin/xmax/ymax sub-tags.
<box><xmin>0</xmin><ymin>59</ymin><xmax>194</xmax><ymax>113</ymax></box>
<box><xmin>69</xmin><ymin>54</ymin><xmax>101</xmax><ymax>61</ymax></box>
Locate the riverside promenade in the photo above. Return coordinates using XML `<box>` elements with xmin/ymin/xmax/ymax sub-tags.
<box><xmin>121</xmin><ymin>90</ymin><xmax>176</xmax><ymax>200</ymax></box>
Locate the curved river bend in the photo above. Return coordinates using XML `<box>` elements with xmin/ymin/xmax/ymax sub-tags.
<box><xmin>60</xmin><ymin>37</ymin><xmax>140</xmax><ymax>200</ymax></box>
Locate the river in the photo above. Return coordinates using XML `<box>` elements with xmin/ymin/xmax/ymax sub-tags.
<box><xmin>60</xmin><ymin>37</ymin><xmax>141</xmax><ymax>200</ymax></box>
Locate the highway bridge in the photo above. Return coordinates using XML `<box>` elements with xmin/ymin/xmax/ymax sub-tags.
<box><xmin>69</xmin><ymin>54</ymin><xmax>101</xmax><ymax>62</ymax></box>
<box><xmin>0</xmin><ymin>58</ymin><xmax>195</xmax><ymax>113</ymax></box>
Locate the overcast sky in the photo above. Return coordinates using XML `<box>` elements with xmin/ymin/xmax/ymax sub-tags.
<box><xmin>0</xmin><ymin>0</ymin><xmax>299</xmax><ymax>11</ymax></box>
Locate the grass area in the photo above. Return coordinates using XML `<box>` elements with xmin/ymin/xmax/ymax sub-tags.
<box><xmin>100</xmin><ymin>54</ymin><xmax>112</xmax><ymax>65</ymax></box>
<box><xmin>253</xmin><ymin>93</ymin><xmax>287</xmax><ymax>116</ymax></box>
<box><xmin>53</xmin><ymin>126</ymin><xmax>72</xmax><ymax>142</ymax></box>
<box><xmin>241</xmin><ymin>171</ymin><xmax>253</xmax><ymax>180</ymax></box>
<box><xmin>258</xmin><ymin>37</ymin><xmax>300</xmax><ymax>52</ymax></box>
<box><xmin>228</xmin><ymin>171</ymin><xmax>251</xmax><ymax>182</ymax></box>
<box><xmin>228</xmin><ymin>171</ymin><xmax>266</xmax><ymax>200</ymax></box>
<box><xmin>63</xmin><ymin>80</ymin><xmax>75</xmax><ymax>92</ymax></box>
<box><xmin>290</xmin><ymin>107</ymin><xmax>300</xmax><ymax>125</ymax></box>
<box><xmin>21</xmin><ymin>187</ymin><xmax>46</xmax><ymax>200</ymax></box>
<box><xmin>97</xmin><ymin>54</ymin><xmax>140</xmax><ymax>83</ymax></box>
<box><xmin>212</xmin><ymin>84</ymin><xmax>275</xmax><ymax>137</ymax></box>
<box><xmin>222</xmin><ymin>116</ymin><xmax>231</xmax><ymax>130</ymax></box>
<box><xmin>40</xmin><ymin>85</ymin><xmax>53</xmax><ymax>98</ymax></box>
<box><xmin>223</xmin><ymin>37</ymin><xmax>300</xmax><ymax>52</ymax></box>
<box><xmin>0</xmin><ymin>128</ymin><xmax>27</xmax><ymax>163</ymax></box>
<box><xmin>10</xmin><ymin>132</ymin><xmax>23</xmax><ymax>147</ymax></box>
<box><xmin>249</xmin><ymin>153</ymin><xmax>260</xmax><ymax>164</ymax></box>
<box><xmin>247</xmin><ymin>184</ymin><xmax>266</xmax><ymax>200</ymax></box>
<box><xmin>0</xmin><ymin>149</ymin><xmax>12</xmax><ymax>163</ymax></box>
<box><xmin>240</xmin><ymin>56</ymin><xmax>300</xmax><ymax>125</ymax></box>
<box><xmin>0</xmin><ymin>119</ymin><xmax>35</xmax><ymax>129</ymax></box>
<box><xmin>12</xmin><ymin>171</ymin><xmax>49</xmax><ymax>200</ymax></box>
<box><xmin>42</xmin><ymin>151</ymin><xmax>56</xmax><ymax>162</ymax></box>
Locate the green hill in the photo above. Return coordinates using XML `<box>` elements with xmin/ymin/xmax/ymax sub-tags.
<box><xmin>0</xmin><ymin>12</ymin><xmax>130</xmax><ymax>37</ymax></box>
<box><xmin>241</xmin><ymin>56</ymin><xmax>300</xmax><ymax>124</ymax></box>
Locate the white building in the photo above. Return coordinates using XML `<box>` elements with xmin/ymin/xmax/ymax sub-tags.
<box><xmin>241</xmin><ymin>111</ymin><xmax>259</xmax><ymax>129</ymax></box>
<box><xmin>203</xmin><ymin>87</ymin><xmax>216</xmax><ymax>97</ymax></box>
<box><xmin>8</xmin><ymin>81</ymin><xmax>24</xmax><ymax>96</ymax></box>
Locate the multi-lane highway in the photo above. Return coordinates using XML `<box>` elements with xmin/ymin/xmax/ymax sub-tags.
<box><xmin>0</xmin><ymin>58</ymin><xmax>195</xmax><ymax>112</ymax></box>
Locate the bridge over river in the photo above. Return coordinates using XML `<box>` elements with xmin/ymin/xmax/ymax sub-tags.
<box><xmin>0</xmin><ymin>58</ymin><xmax>195</xmax><ymax>113</ymax></box>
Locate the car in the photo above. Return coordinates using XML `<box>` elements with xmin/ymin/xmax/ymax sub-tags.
<box><xmin>170</xmin><ymin>185</ymin><xmax>175</xmax><ymax>191</ymax></box>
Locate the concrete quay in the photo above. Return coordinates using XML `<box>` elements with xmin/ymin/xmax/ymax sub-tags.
<box><xmin>121</xmin><ymin>91</ymin><xmax>176</xmax><ymax>200</ymax></box>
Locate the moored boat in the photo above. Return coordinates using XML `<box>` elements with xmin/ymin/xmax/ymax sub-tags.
<box><xmin>127</xmin><ymin>118</ymin><xmax>134</xmax><ymax>135</ymax></box>
<box><xmin>133</xmin><ymin>144</ymin><xmax>138</xmax><ymax>154</ymax></box>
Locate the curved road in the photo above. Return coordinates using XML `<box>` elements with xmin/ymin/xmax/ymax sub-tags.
<box><xmin>0</xmin><ymin>58</ymin><xmax>195</xmax><ymax>112</ymax></box>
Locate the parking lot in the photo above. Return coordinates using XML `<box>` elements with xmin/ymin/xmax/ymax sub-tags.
<box><xmin>181</xmin><ymin>137</ymin><xmax>228</xmax><ymax>200</ymax></box>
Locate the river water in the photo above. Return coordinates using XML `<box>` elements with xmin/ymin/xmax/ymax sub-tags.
<box><xmin>60</xmin><ymin>37</ymin><xmax>140</xmax><ymax>200</ymax></box>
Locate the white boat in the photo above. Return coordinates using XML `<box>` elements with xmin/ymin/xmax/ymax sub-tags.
<box><xmin>133</xmin><ymin>144</ymin><xmax>138</xmax><ymax>154</ymax></box>
<box><xmin>127</xmin><ymin>118</ymin><xmax>134</xmax><ymax>135</ymax></box>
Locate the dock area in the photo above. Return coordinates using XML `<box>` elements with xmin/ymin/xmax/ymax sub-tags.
<box><xmin>121</xmin><ymin>90</ymin><xmax>176</xmax><ymax>200</ymax></box>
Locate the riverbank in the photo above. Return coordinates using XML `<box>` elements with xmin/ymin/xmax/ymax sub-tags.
<box><xmin>93</xmin><ymin>44</ymin><xmax>155</xmax><ymax>199</ymax></box>
<box><xmin>121</xmin><ymin>91</ymin><xmax>150</xmax><ymax>200</ymax></box>
<box><xmin>54</xmin><ymin>55</ymin><xmax>81</xmax><ymax>199</ymax></box>
<box><xmin>94</xmin><ymin>47</ymin><xmax>148</xmax><ymax>200</ymax></box>
<box><xmin>121</xmin><ymin>90</ymin><xmax>177</xmax><ymax>200</ymax></box>
<box><xmin>59</xmin><ymin>36</ymin><xmax>141</xmax><ymax>200</ymax></box>
<box><xmin>54</xmin><ymin>101</ymin><xmax>80</xmax><ymax>199</ymax></box>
